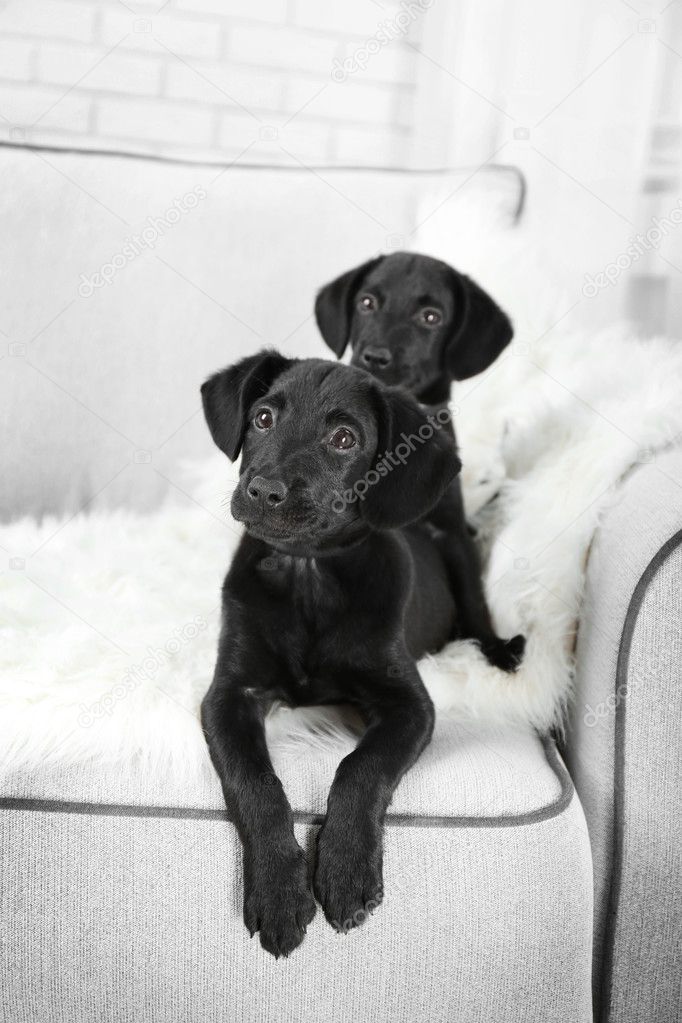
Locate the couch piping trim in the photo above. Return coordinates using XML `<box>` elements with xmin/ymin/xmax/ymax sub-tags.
<box><xmin>598</xmin><ymin>527</ymin><xmax>682</xmax><ymax>1023</ymax></box>
<box><xmin>0</xmin><ymin>736</ymin><xmax>572</xmax><ymax>829</ymax></box>
<box><xmin>0</xmin><ymin>140</ymin><xmax>527</xmax><ymax>224</ymax></box>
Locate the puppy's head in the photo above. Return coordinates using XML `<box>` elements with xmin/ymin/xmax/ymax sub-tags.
<box><xmin>201</xmin><ymin>350</ymin><xmax>461</xmax><ymax>553</ymax></box>
<box><xmin>315</xmin><ymin>252</ymin><xmax>513</xmax><ymax>399</ymax></box>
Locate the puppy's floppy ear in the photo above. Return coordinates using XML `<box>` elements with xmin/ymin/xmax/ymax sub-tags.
<box><xmin>445</xmin><ymin>270</ymin><xmax>513</xmax><ymax>380</ymax></box>
<box><xmin>315</xmin><ymin>256</ymin><xmax>384</xmax><ymax>357</ymax></box>
<box><xmin>200</xmin><ymin>349</ymin><xmax>293</xmax><ymax>461</ymax></box>
<box><xmin>361</xmin><ymin>386</ymin><xmax>461</xmax><ymax>530</ymax></box>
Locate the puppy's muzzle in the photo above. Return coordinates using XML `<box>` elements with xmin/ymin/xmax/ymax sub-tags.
<box><xmin>358</xmin><ymin>346</ymin><xmax>392</xmax><ymax>371</ymax></box>
<box><xmin>246</xmin><ymin>475</ymin><xmax>289</xmax><ymax>509</ymax></box>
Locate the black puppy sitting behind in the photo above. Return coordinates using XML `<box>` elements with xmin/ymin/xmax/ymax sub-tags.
<box><xmin>201</xmin><ymin>350</ymin><xmax>461</xmax><ymax>958</ymax></box>
<box><xmin>316</xmin><ymin>251</ymin><xmax>524</xmax><ymax>671</ymax></box>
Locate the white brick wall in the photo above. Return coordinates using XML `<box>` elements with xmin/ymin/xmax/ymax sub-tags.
<box><xmin>0</xmin><ymin>0</ymin><xmax>427</xmax><ymax>166</ymax></box>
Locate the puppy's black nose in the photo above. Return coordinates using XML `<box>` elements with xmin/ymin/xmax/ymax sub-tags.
<box><xmin>360</xmin><ymin>347</ymin><xmax>392</xmax><ymax>370</ymax></box>
<box><xmin>247</xmin><ymin>476</ymin><xmax>288</xmax><ymax>508</ymax></box>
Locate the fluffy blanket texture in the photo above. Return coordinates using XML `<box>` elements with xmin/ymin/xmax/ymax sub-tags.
<box><xmin>3</xmin><ymin>211</ymin><xmax>682</xmax><ymax>772</ymax></box>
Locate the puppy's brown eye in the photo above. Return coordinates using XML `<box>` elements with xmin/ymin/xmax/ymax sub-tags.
<box><xmin>329</xmin><ymin>427</ymin><xmax>357</xmax><ymax>450</ymax></box>
<box><xmin>422</xmin><ymin>308</ymin><xmax>442</xmax><ymax>326</ymax></box>
<box><xmin>358</xmin><ymin>294</ymin><xmax>377</xmax><ymax>313</ymax></box>
<box><xmin>254</xmin><ymin>408</ymin><xmax>274</xmax><ymax>430</ymax></box>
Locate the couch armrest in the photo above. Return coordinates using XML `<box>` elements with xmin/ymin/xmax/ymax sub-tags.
<box><xmin>565</xmin><ymin>447</ymin><xmax>682</xmax><ymax>1022</ymax></box>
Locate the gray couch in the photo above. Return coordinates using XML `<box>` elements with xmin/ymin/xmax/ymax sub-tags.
<box><xmin>0</xmin><ymin>146</ymin><xmax>680</xmax><ymax>1022</ymax></box>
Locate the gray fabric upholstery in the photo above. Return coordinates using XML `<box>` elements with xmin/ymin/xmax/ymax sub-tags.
<box><xmin>0</xmin><ymin>738</ymin><xmax>593</xmax><ymax>1023</ymax></box>
<box><xmin>4</xmin><ymin>136</ymin><xmax>681</xmax><ymax>1017</ymax></box>
<box><xmin>566</xmin><ymin>447</ymin><xmax>682</xmax><ymax>1021</ymax></box>
<box><xmin>606</xmin><ymin>542</ymin><xmax>682</xmax><ymax>1022</ymax></box>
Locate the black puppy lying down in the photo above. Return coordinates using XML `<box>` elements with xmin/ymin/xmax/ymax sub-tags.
<box><xmin>201</xmin><ymin>350</ymin><xmax>461</xmax><ymax>958</ymax></box>
<box><xmin>316</xmin><ymin>251</ymin><xmax>525</xmax><ymax>671</ymax></box>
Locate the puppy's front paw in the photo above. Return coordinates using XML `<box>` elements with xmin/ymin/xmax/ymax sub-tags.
<box><xmin>481</xmin><ymin>633</ymin><xmax>526</xmax><ymax>672</ymax></box>
<box><xmin>243</xmin><ymin>848</ymin><xmax>316</xmax><ymax>958</ymax></box>
<box><xmin>314</xmin><ymin>823</ymin><xmax>383</xmax><ymax>933</ymax></box>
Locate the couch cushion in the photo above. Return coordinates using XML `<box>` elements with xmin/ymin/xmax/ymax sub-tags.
<box><xmin>0</xmin><ymin>727</ymin><xmax>593</xmax><ymax>1023</ymax></box>
<box><xmin>0</xmin><ymin>145</ymin><xmax>522</xmax><ymax>521</ymax></box>
<box><xmin>0</xmin><ymin>720</ymin><xmax>565</xmax><ymax>823</ymax></box>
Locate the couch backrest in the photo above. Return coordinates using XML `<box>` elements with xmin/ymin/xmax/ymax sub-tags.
<box><xmin>0</xmin><ymin>144</ymin><xmax>522</xmax><ymax>519</ymax></box>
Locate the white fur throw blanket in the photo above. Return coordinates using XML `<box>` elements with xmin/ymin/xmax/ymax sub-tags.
<box><xmin>3</xmin><ymin>227</ymin><xmax>682</xmax><ymax>771</ymax></box>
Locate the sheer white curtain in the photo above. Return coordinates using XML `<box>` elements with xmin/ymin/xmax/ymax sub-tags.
<box><xmin>410</xmin><ymin>0</ymin><xmax>676</xmax><ymax>336</ymax></box>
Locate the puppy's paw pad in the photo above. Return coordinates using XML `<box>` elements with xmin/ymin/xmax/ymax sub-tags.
<box><xmin>244</xmin><ymin>857</ymin><xmax>316</xmax><ymax>958</ymax></box>
<box><xmin>482</xmin><ymin>634</ymin><xmax>526</xmax><ymax>673</ymax></box>
<box><xmin>315</xmin><ymin>873</ymin><xmax>383</xmax><ymax>935</ymax></box>
<box><xmin>314</xmin><ymin>829</ymin><xmax>383</xmax><ymax>934</ymax></box>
